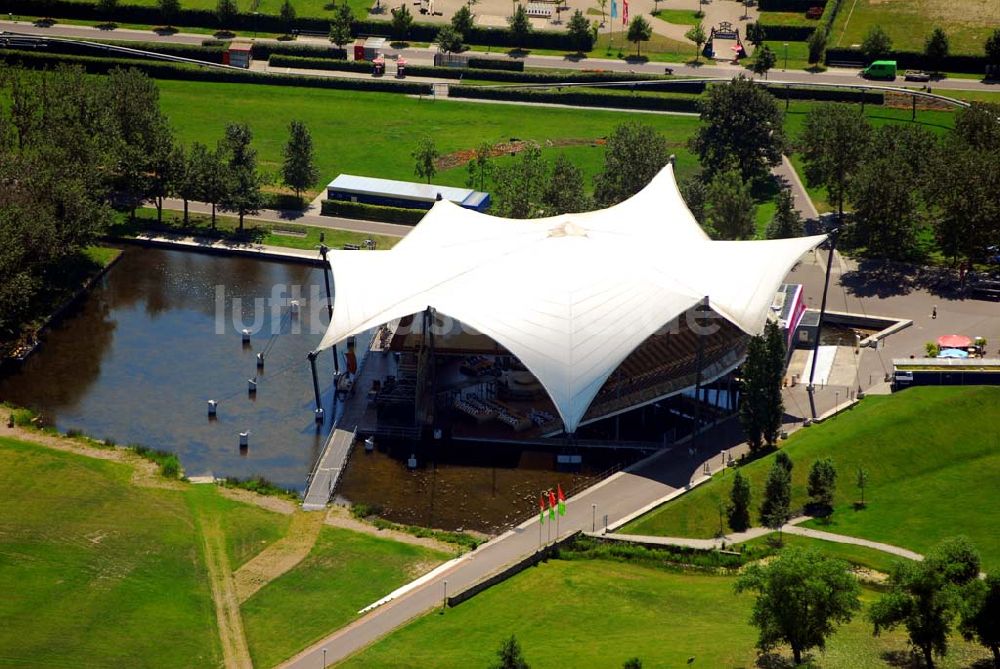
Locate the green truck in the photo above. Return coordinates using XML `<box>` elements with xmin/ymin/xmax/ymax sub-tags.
<box><xmin>862</xmin><ymin>60</ymin><xmax>897</xmax><ymax>80</ymax></box>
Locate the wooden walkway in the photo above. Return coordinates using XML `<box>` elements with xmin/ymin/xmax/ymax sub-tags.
<box><xmin>301</xmin><ymin>331</ymin><xmax>394</xmax><ymax>510</ymax></box>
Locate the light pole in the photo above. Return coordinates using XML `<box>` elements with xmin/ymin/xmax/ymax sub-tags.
<box><xmin>322</xmin><ymin>648</ymin><xmax>327</xmax><ymax>668</ymax></box>
<box><xmin>591</xmin><ymin>503</ymin><xmax>596</xmax><ymax>532</ymax></box>
<box><xmin>783</xmin><ymin>42</ymin><xmax>788</xmax><ymax>71</ymax></box>
<box><xmin>442</xmin><ymin>580</ymin><xmax>448</xmax><ymax>612</ymax></box>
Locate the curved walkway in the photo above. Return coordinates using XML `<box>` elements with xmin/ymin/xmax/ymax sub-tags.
<box><xmin>604</xmin><ymin>517</ymin><xmax>924</xmax><ymax>562</ymax></box>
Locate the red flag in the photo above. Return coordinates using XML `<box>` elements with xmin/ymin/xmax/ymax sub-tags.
<box><xmin>557</xmin><ymin>484</ymin><xmax>566</xmax><ymax>516</ymax></box>
<box><xmin>622</xmin><ymin>0</ymin><xmax>628</xmax><ymax>24</ymax></box>
<box><xmin>539</xmin><ymin>494</ymin><xmax>546</xmax><ymax>524</ymax></box>
<box><xmin>548</xmin><ymin>489</ymin><xmax>557</xmax><ymax>520</ymax></box>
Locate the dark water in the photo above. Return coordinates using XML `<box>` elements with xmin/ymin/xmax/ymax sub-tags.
<box><xmin>0</xmin><ymin>247</ymin><xmax>337</xmax><ymax>490</ymax></box>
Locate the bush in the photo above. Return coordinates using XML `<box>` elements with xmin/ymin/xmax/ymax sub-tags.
<box><xmin>758</xmin><ymin>0</ymin><xmax>825</xmax><ymax>9</ymax></box>
<box><xmin>449</xmin><ymin>84</ymin><xmax>703</xmax><ymax>113</ymax></box>
<box><xmin>39</xmin><ymin>38</ymin><xmax>228</xmax><ymax>63</ymax></box>
<box><xmin>467</xmin><ymin>57</ymin><xmax>524</xmax><ymax>71</ymax></box>
<box><xmin>268</xmin><ymin>54</ymin><xmax>368</xmax><ymax>71</ymax></box>
<box><xmin>320</xmin><ymin>199</ymin><xmax>425</xmax><ymax>225</ymax></box>
<box><xmin>221</xmin><ymin>474</ymin><xmax>298</xmax><ymax>498</ymax></box>
<box><xmin>762</xmin><ymin>84</ymin><xmax>883</xmax><ymax>104</ymax></box>
<box><xmin>824</xmin><ymin>47</ymin><xmax>989</xmax><ymax>74</ymax></box>
<box><xmin>0</xmin><ymin>50</ymin><xmax>433</xmax><ymax>95</ymax></box>
<box><xmin>130</xmin><ymin>443</ymin><xmax>183</xmax><ymax>478</ymax></box>
<box><xmin>350</xmin><ymin>501</ymin><xmax>385</xmax><ymax>518</ymax></box>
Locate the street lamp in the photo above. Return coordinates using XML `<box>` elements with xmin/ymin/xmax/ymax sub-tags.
<box><xmin>591</xmin><ymin>503</ymin><xmax>596</xmax><ymax>532</ymax></box>
<box><xmin>783</xmin><ymin>42</ymin><xmax>788</xmax><ymax>71</ymax></box>
<box><xmin>322</xmin><ymin>648</ymin><xmax>327</xmax><ymax>669</ymax></box>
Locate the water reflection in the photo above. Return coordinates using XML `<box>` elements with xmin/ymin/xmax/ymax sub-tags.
<box><xmin>0</xmin><ymin>247</ymin><xmax>334</xmax><ymax>490</ymax></box>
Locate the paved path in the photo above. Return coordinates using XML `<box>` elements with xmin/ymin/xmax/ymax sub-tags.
<box><xmin>604</xmin><ymin>518</ymin><xmax>924</xmax><ymax>562</ymax></box>
<box><xmin>773</xmin><ymin>154</ymin><xmax>820</xmax><ymax>220</ymax></box>
<box><xmin>5</xmin><ymin>20</ymin><xmax>999</xmax><ymax>93</ymax></box>
<box><xmin>159</xmin><ymin>198</ymin><xmax>411</xmax><ymax>238</ymax></box>
<box><xmin>122</xmin><ymin>232</ymin><xmax>326</xmax><ymax>264</ymax></box>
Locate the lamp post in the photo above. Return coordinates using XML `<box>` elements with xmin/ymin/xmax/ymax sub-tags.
<box><xmin>322</xmin><ymin>648</ymin><xmax>327</xmax><ymax>668</ymax></box>
<box><xmin>783</xmin><ymin>42</ymin><xmax>788</xmax><ymax>71</ymax></box>
<box><xmin>591</xmin><ymin>503</ymin><xmax>597</xmax><ymax>532</ymax></box>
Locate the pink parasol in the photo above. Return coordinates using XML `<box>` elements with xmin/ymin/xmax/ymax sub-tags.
<box><xmin>937</xmin><ymin>334</ymin><xmax>973</xmax><ymax>349</ymax></box>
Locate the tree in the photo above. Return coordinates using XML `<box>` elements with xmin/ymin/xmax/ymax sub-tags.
<box><xmin>850</xmin><ymin>153</ymin><xmax>918</xmax><ymax>258</ymax></box>
<box><xmin>703</xmin><ymin>166</ymin><xmax>755</xmax><ymax>240</ymax></box>
<box><xmin>800</xmin><ymin>103</ymin><xmax>871</xmax><ymax>226</ymax></box>
<box><xmin>690</xmin><ymin>75</ymin><xmax>786</xmax><ymax>184</ymax></box>
<box><xmin>490</xmin><ymin>635</ymin><xmax>530</xmax><ymax>669</ymax></box>
<box><xmin>679</xmin><ymin>176</ymin><xmax>707</xmax><ymax>224</ymax></box>
<box><xmin>622</xmin><ymin>659</ymin><xmax>642</xmax><ymax>669</ymax></box>
<box><xmin>807</xmin><ymin>457</ymin><xmax>837</xmax><ymax>515</ymax></box>
<box><xmin>593</xmin><ymin>121</ymin><xmax>669</xmax><ymax>207</ymax></box>
<box><xmin>765</xmin><ymin>187</ymin><xmax>803</xmax><ymax>239</ymax></box>
<box><xmin>219</xmin><ymin>122</ymin><xmax>263</xmax><ymax>232</ymax></box>
<box><xmin>924</xmin><ymin>27</ymin><xmax>949</xmax><ymax>73</ymax></box>
<box><xmin>745</xmin><ymin>21</ymin><xmax>765</xmax><ymax>47</ymax></box>
<box><xmin>412</xmin><ymin>137</ymin><xmax>439</xmax><ymax>184</ymax></box>
<box><xmin>97</xmin><ymin>0</ymin><xmax>119</xmax><ymax>21</ymax></box>
<box><xmin>197</xmin><ymin>145</ymin><xmax>229</xmax><ymax>229</ymax></box>
<box><xmin>491</xmin><ymin>146</ymin><xmax>547</xmax><ymax>218</ymax></box>
<box><xmin>855</xmin><ymin>466</ymin><xmax>869</xmax><ymax>507</ymax></box>
<box><xmin>961</xmin><ymin>574</ymin><xmax>1000</xmax><ymax>668</ymax></box>
<box><xmin>216</xmin><ymin>0</ymin><xmax>238</xmax><ymax>30</ymax></box>
<box><xmin>739</xmin><ymin>335</ymin><xmax>767</xmax><ymax>452</ymax></box>
<box><xmin>465</xmin><ymin>141</ymin><xmax>492</xmax><ymax>192</ymax></box>
<box><xmin>685</xmin><ymin>23</ymin><xmax>706</xmax><ymax>63</ymax></box>
<box><xmin>759</xmin><ymin>458</ymin><xmax>791</xmax><ymax>533</ymax></box>
<box><xmin>542</xmin><ymin>153</ymin><xmax>589</xmax><ymax>215</ymax></box>
<box><xmin>507</xmin><ymin>4</ymin><xmax>532</xmax><ymax>49</ymax></box>
<box><xmin>567</xmin><ymin>9</ymin><xmax>594</xmax><ymax>53</ymax></box>
<box><xmin>728</xmin><ymin>470</ymin><xmax>751</xmax><ymax>532</ymax></box>
<box><xmin>871</xmin><ymin>538</ymin><xmax>982</xmax><ymax>668</ymax></box>
<box><xmin>986</xmin><ymin>29</ymin><xmax>1000</xmax><ymax>72</ymax></box>
<box><xmin>763</xmin><ymin>320</ymin><xmax>786</xmax><ymax>446</ymax></box>
<box><xmin>775</xmin><ymin>450</ymin><xmax>793</xmax><ymax>475</ymax></box>
<box><xmin>861</xmin><ymin>24</ymin><xmax>892</xmax><ymax>62</ymax></box>
<box><xmin>751</xmin><ymin>44</ymin><xmax>776</xmax><ymax>79</ymax></box>
<box><xmin>282</xmin><ymin>120</ymin><xmax>318</xmax><ymax>202</ymax></box>
<box><xmin>172</xmin><ymin>143</ymin><xmax>201</xmax><ymax>224</ymax></box>
<box><xmin>435</xmin><ymin>25</ymin><xmax>464</xmax><ymax>53</ymax></box>
<box><xmin>626</xmin><ymin>16</ymin><xmax>652</xmax><ymax>57</ymax></box>
<box><xmin>328</xmin><ymin>2</ymin><xmax>354</xmax><ymax>47</ymax></box>
<box><xmin>279</xmin><ymin>0</ymin><xmax>296</xmax><ymax>34</ymax></box>
<box><xmin>451</xmin><ymin>4</ymin><xmax>474</xmax><ymax>34</ymax></box>
<box><xmin>807</xmin><ymin>26</ymin><xmax>828</xmax><ymax>65</ymax></box>
<box><xmin>597</xmin><ymin>0</ymin><xmax>607</xmax><ymax>24</ymax></box>
<box><xmin>158</xmin><ymin>0</ymin><xmax>181</xmax><ymax>26</ymax></box>
<box><xmin>736</xmin><ymin>548</ymin><xmax>861</xmax><ymax>665</ymax></box>
<box><xmin>390</xmin><ymin>3</ymin><xmax>413</xmax><ymax>41</ymax></box>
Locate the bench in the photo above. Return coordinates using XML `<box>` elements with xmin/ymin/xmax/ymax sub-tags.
<box><xmin>343</xmin><ymin>243</ymin><xmax>361</xmax><ymax>250</ymax></box>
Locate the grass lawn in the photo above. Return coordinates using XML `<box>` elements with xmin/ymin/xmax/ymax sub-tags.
<box><xmin>117</xmin><ymin>208</ymin><xmax>402</xmax><ymax>249</ymax></box>
<box><xmin>338</xmin><ymin>556</ymin><xmax>990</xmax><ymax>668</ymax></box>
<box><xmin>0</xmin><ymin>437</ymin><xmax>221</xmax><ymax>668</ymax></box>
<box><xmin>829</xmin><ymin>0</ymin><xmax>1000</xmax><ymax>54</ymax></box>
<box><xmin>622</xmin><ymin>387</ymin><xmax>1000</xmax><ymax>571</ymax></box>
<box><xmin>184</xmin><ymin>484</ymin><xmax>291</xmax><ymax>570</ymax></box>
<box><xmin>651</xmin><ymin>8</ymin><xmax>701</xmax><ymax>27</ymax></box>
<box><xmin>155</xmin><ymin>79</ymin><xmax>703</xmax><ymax>199</ymax></box>
<box><xmin>56</xmin><ymin>0</ymin><xmax>374</xmax><ymax>20</ymax></box>
<box><xmin>241</xmin><ymin>526</ymin><xmax>449</xmax><ymax>667</ymax></box>
<box><xmin>758</xmin><ymin>10</ymin><xmax>816</xmax><ymax>28</ymax></box>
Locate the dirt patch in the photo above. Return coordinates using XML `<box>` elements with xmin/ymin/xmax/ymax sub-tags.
<box><xmin>233</xmin><ymin>511</ymin><xmax>325</xmax><ymax>603</ymax></box>
<box><xmin>884</xmin><ymin>91</ymin><xmax>955</xmax><ymax>111</ymax></box>
<box><xmin>435</xmin><ymin>137</ymin><xmax>606</xmax><ymax>171</ymax></box>
<box><xmin>323</xmin><ymin>505</ymin><xmax>461</xmax><ymax>555</ymax></box>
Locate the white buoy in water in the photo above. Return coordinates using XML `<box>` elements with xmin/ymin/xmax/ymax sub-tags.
<box><xmin>239</xmin><ymin>431</ymin><xmax>249</xmax><ymax>448</ymax></box>
<box><xmin>407</xmin><ymin>453</ymin><xmax>418</xmax><ymax>469</ymax></box>
<box><xmin>241</xmin><ymin>328</ymin><xmax>251</xmax><ymax>344</ymax></box>
<box><xmin>290</xmin><ymin>300</ymin><xmax>300</xmax><ymax>317</ymax></box>
<box><xmin>207</xmin><ymin>400</ymin><xmax>218</xmax><ymax>416</ymax></box>
<box><xmin>256</xmin><ymin>352</ymin><xmax>265</xmax><ymax>369</ymax></box>
<box><xmin>365</xmin><ymin>436</ymin><xmax>375</xmax><ymax>452</ymax></box>
<box><xmin>314</xmin><ymin>407</ymin><xmax>324</xmax><ymax>423</ymax></box>
<box><xmin>248</xmin><ymin>377</ymin><xmax>257</xmax><ymax>393</ymax></box>
<box><xmin>433</xmin><ymin>428</ymin><xmax>442</xmax><ymax>440</ymax></box>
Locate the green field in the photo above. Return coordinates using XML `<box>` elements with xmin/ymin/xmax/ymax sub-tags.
<box><xmin>0</xmin><ymin>437</ymin><xmax>222</xmax><ymax>667</ymax></box>
<box><xmin>57</xmin><ymin>0</ymin><xmax>375</xmax><ymax>21</ymax></box>
<box><xmin>155</xmin><ymin>79</ymin><xmax>704</xmax><ymax>198</ymax></box>
<box><xmin>242</xmin><ymin>526</ymin><xmax>449</xmax><ymax>667</ymax></box>
<box><xmin>829</xmin><ymin>0</ymin><xmax>1000</xmax><ymax>54</ymax></box>
<box><xmin>651</xmin><ymin>8</ymin><xmax>702</xmax><ymax>27</ymax></box>
<box><xmin>338</xmin><ymin>556</ymin><xmax>991</xmax><ymax>668</ymax></box>
<box><xmin>622</xmin><ymin>387</ymin><xmax>1000</xmax><ymax>571</ymax></box>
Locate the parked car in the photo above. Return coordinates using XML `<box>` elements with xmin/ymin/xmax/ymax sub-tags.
<box><xmin>904</xmin><ymin>70</ymin><xmax>932</xmax><ymax>82</ymax></box>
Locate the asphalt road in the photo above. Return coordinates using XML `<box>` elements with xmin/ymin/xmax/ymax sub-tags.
<box><xmin>4</xmin><ymin>19</ymin><xmax>999</xmax><ymax>94</ymax></box>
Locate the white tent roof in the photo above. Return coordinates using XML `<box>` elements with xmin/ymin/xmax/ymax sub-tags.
<box><xmin>317</xmin><ymin>164</ymin><xmax>825</xmax><ymax>433</ymax></box>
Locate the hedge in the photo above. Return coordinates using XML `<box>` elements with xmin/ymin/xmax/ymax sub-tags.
<box><xmin>758</xmin><ymin>0</ymin><xmax>825</xmax><ymax>10</ymax></box>
<box><xmin>448</xmin><ymin>85</ymin><xmax>703</xmax><ymax>113</ymax></box>
<box><xmin>824</xmin><ymin>47</ymin><xmax>989</xmax><ymax>74</ymax></box>
<box><xmin>31</xmin><ymin>39</ymin><xmax>227</xmax><ymax>64</ymax></box>
<box><xmin>201</xmin><ymin>40</ymin><xmax>347</xmax><ymax>60</ymax></box>
<box><xmin>3</xmin><ymin>0</ymin><xmax>591</xmax><ymax>51</ymax></box>
<box><xmin>756</xmin><ymin>24</ymin><xmax>816</xmax><ymax>41</ymax></box>
<box><xmin>0</xmin><ymin>49</ymin><xmax>433</xmax><ymax>94</ymax></box>
<box><xmin>266</xmin><ymin>55</ymin><xmax>704</xmax><ymax>88</ymax></box>
<box><xmin>762</xmin><ymin>84</ymin><xmax>883</xmax><ymax>104</ymax></box>
<box><xmin>467</xmin><ymin>58</ymin><xmax>524</xmax><ymax>72</ymax></box>
<box><xmin>320</xmin><ymin>199</ymin><xmax>425</xmax><ymax>225</ymax></box>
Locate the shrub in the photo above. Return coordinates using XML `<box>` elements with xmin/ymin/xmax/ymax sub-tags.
<box><xmin>320</xmin><ymin>199</ymin><xmax>426</xmax><ymax>225</ymax></box>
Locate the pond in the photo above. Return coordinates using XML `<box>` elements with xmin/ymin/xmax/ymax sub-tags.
<box><xmin>0</xmin><ymin>246</ymin><xmax>336</xmax><ymax>490</ymax></box>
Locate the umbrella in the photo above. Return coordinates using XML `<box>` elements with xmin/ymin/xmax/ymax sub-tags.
<box><xmin>937</xmin><ymin>334</ymin><xmax>973</xmax><ymax>349</ymax></box>
<box><xmin>937</xmin><ymin>348</ymin><xmax>969</xmax><ymax>359</ymax></box>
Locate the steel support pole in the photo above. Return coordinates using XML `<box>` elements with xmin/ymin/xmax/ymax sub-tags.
<box><xmin>318</xmin><ymin>244</ymin><xmax>339</xmax><ymax>373</ymax></box>
<box><xmin>308</xmin><ymin>350</ymin><xmax>322</xmax><ymax>412</ymax></box>
<box><xmin>807</xmin><ymin>230</ymin><xmax>839</xmax><ymax>418</ymax></box>
<box><xmin>691</xmin><ymin>296</ymin><xmax>708</xmax><ymax>444</ymax></box>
